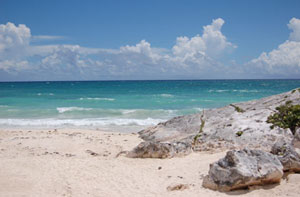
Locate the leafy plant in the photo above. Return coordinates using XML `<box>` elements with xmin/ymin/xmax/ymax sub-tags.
<box><xmin>230</xmin><ymin>104</ymin><xmax>245</xmax><ymax>113</ymax></box>
<box><xmin>236</xmin><ymin>131</ymin><xmax>243</xmax><ymax>137</ymax></box>
<box><xmin>291</xmin><ymin>89</ymin><xmax>300</xmax><ymax>93</ymax></box>
<box><xmin>267</xmin><ymin>101</ymin><xmax>300</xmax><ymax>135</ymax></box>
<box><xmin>193</xmin><ymin>113</ymin><xmax>205</xmax><ymax>143</ymax></box>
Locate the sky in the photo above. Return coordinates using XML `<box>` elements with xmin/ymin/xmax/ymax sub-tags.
<box><xmin>0</xmin><ymin>0</ymin><xmax>300</xmax><ymax>81</ymax></box>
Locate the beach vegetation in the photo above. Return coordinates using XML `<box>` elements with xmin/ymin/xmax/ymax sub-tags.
<box><xmin>193</xmin><ymin>114</ymin><xmax>205</xmax><ymax>144</ymax></box>
<box><xmin>230</xmin><ymin>104</ymin><xmax>245</xmax><ymax>113</ymax></box>
<box><xmin>285</xmin><ymin>100</ymin><xmax>292</xmax><ymax>105</ymax></box>
<box><xmin>292</xmin><ymin>89</ymin><xmax>296</xmax><ymax>93</ymax></box>
<box><xmin>236</xmin><ymin>131</ymin><xmax>243</xmax><ymax>137</ymax></box>
<box><xmin>267</xmin><ymin>101</ymin><xmax>300</xmax><ymax>135</ymax></box>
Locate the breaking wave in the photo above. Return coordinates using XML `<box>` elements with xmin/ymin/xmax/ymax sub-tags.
<box><xmin>57</xmin><ymin>107</ymin><xmax>93</xmax><ymax>113</ymax></box>
<box><xmin>209</xmin><ymin>89</ymin><xmax>260</xmax><ymax>93</ymax></box>
<box><xmin>79</xmin><ymin>97</ymin><xmax>115</xmax><ymax>101</ymax></box>
<box><xmin>0</xmin><ymin>118</ymin><xmax>165</xmax><ymax>127</ymax></box>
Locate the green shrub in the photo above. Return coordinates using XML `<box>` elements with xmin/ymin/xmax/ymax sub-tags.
<box><xmin>267</xmin><ymin>101</ymin><xmax>300</xmax><ymax>135</ymax></box>
<box><xmin>230</xmin><ymin>104</ymin><xmax>245</xmax><ymax>113</ymax></box>
<box><xmin>285</xmin><ymin>100</ymin><xmax>292</xmax><ymax>105</ymax></box>
<box><xmin>193</xmin><ymin>115</ymin><xmax>205</xmax><ymax>143</ymax></box>
<box><xmin>291</xmin><ymin>89</ymin><xmax>300</xmax><ymax>93</ymax></box>
<box><xmin>236</xmin><ymin>131</ymin><xmax>243</xmax><ymax>137</ymax></box>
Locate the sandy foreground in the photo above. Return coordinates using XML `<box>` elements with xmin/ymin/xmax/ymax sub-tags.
<box><xmin>0</xmin><ymin>128</ymin><xmax>299</xmax><ymax>197</ymax></box>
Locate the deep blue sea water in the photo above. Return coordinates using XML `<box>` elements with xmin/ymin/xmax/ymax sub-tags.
<box><xmin>0</xmin><ymin>80</ymin><xmax>299</xmax><ymax>130</ymax></box>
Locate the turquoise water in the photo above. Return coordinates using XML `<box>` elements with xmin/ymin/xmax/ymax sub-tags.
<box><xmin>0</xmin><ymin>80</ymin><xmax>299</xmax><ymax>129</ymax></box>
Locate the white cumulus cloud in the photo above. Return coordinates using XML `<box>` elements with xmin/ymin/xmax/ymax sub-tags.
<box><xmin>288</xmin><ymin>17</ymin><xmax>300</xmax><ymax>42</ymax></box>
<box><xmin>172</xmin><ymin>18</ymin><xmax>236</xmax><ymax>59</ymax></box>
<box><xmin>249</xmin><ymin>18</ymin><xmax>300</xmax><ymax>77</ymax></box>
<box><xmin>0</xmin><ymin>19</ymin><xmax>239</xmax><ymax>80</ymax></box>
<box><xmin>0</xmin><ymin>22</ymin><xmax>31</xmax><ymax>59</ymax></box>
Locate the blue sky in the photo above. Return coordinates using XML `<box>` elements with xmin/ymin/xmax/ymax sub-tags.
<box><xmin>0</xmin><ymin>0</ymin><xmax>300</xmax><ymax>80</ymax></box>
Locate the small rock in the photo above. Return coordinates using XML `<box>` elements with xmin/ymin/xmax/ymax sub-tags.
<box><xmin>86</xmin><ymin>150</ymin><xmax>99</xmax><ymax>156</ymax></box>
<box><xmin>271</xmin><ymin>139</ymin><xmax>300</xmax><ymax>172</ymax></box>
<box><xmin>65</xmin><ymin>153</ymin><xmax>75</xmax><ymax>157</ymax></box>
<box><xmin>127</xmin><ymin>141</ymin><xmax>192</xmax><ymax>158</ymax></box>
<box><xmin>127</xmin><ymin>141</ymin><xmax>174</xmax><ymax>158</ymax></box>
<box><xmin>158</xmin><ymin>166</ymin><xmax>162</xmax><ymax>170</ymax></box>
<box><xmin>202</xmin><ymin>149</ymin><xmax>283</xmax><ymax>192</ymax></box>
<box><xmin>167</xmin><ymin>184</ymin><xmax>189</xmax><ymax>191</ymax></box>
<box><xmin>292</xmin><ymin>128</ymin><xmax>300</xmax><ymax>149</ymax></box>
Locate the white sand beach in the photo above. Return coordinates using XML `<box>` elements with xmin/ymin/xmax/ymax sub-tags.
<box><xmin>0</xmin><ymin>128</ymin><xmax>300</xmax><ymax>197</ymax></box>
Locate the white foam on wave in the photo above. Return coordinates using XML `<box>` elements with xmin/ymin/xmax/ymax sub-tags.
<box><xmin>57</xmin><ymin>107</ymin><xmax>93</xmax><ymax>113</ymax></box>
<box><xmin>119</xmin><ymin>109</ymin><xmax>179</xmax><ymax>118</ymax></box>
<box><xmin>233</xmin><ymin>89</ymin><xmax>259</xmax><ymax>93</ymax></box>
<box><xmin>79</xmin><ymin>97</ymin><xmax>115</xmax><ymax>101</ymax></box>
<box><xmin>54</xmin><ymin>107</ymin><xmax>181</xmax><ymax>118</ymax></box>
<box><xmin>0</xmin><ymin>117</ymin><xmax>165</xmax><ymax>127</ymax></box>
<box><xmin>37</xmin><ymin>93</ymin><xmax>54</xmax><ymax>96</ymax></box>
<box><xmin>208</xmin><ymin>89</ymin><xmax>229</xmax><ymax>93</ymax></box>
<box><xmin>209</xmin><ymin>89</ymin><xmax>259</xmax><ymax>93</ymax></box>
<box><xmin>160</xmin><ymin>94</ymin><xmax>174</xmax><ymax>98</ymax></box>
<box><xmin>193</xmin><ymin>108</ymin><xmax>204</xmax><ymax>112</ymax></box>
<box><xmin>121</xmin><ymin>109</ymin><xmax>137</xmax><ymax>114</ymax></box>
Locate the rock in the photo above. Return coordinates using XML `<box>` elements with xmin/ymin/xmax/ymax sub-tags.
<box><xmin>292</xmin><ymin>128</ymin><xmax>300</xmax><ymax>149</ymax></box>
<box><xmin>167</xmin><ymin>184</ymin><xmax>189</xmax><ymax>191</ymax></box>
<box><xmin>139</xmin><ymin>114</ymin><xmax>202</xmax><ymax>142</ymax></box>
<box><xmin>129</xmin><ymin>89</ymin><xmax>299</xmax><ymax>158</ymax></box>
<box><xmin>126</xmin><ymin>141</ymin><xmax>173</xmax><ymax>158</ymax></box>
<box><xmin>126</xmin><ymin>141</ymin><xmax>192</xmax><ymax>158</ymax></box>
<box><xmin>292</xmin><ymin>128</ymin><xmax>300</xmax><ymax>155</ymax></box>
<box><xmin>294</xmin><ymin>128</ymin><xmax>300</xmax><ymax>140</ymax></box>
<box><xmin>202</xmin><ymin>149</ymin><xmax>283</xmax><ymax>192</ymax></box>
<box><xmin>85</xmin><ymin>150</ymin><xmax>99</xmax><ymax>156</ymax></box>
<box><xmin>271</xmin><ymin>139</ymin><xmax>300</xmax><ymax>172</ymax></box>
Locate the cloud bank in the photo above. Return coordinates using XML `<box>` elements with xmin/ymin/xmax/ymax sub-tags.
<box><xmin>0</xmin><ymin>18</ymin><xmax>299</xmax><ymax>81</ymax></box>
<box><xmin>248</xmin><ymin>18</ymin><xmax>300</xmax><ymax>78</ymax></box>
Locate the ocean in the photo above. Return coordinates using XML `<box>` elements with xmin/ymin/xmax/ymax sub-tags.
<box><xmin>0</xmin><ymin>80</ymin><xmax>299</xmax><ymax>131</ymax></box>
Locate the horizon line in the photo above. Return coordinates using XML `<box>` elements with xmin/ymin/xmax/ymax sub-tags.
<box><xmin>0</xmin><ymin>78</ymin><xmax>300</xmax><ymax>83</ymax></box>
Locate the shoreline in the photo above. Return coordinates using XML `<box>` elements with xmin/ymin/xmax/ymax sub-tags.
<box><xmin>1</xmin><ymin>128</ymin><xmax>300</xmax><ymax>196</ymax></box>
<box><xmin>0</xmin><ymin>125</ymin><xmax>148</xmax><ymax>134</ymax></box>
